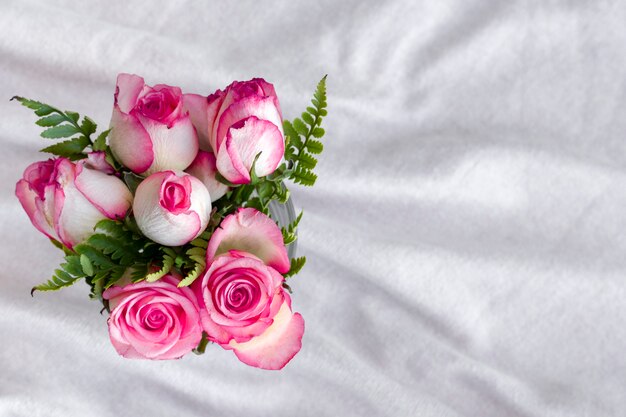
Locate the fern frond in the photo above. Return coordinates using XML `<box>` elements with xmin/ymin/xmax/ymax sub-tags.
<box><xmin>284</xmin><ymin>256</ymin><xmax>307</xmax><ymax>278</ymax></box>
<box><xmin>145</xmin><ymin>254</ymin><xmax>175</xmax><ymax>283</ymax></box>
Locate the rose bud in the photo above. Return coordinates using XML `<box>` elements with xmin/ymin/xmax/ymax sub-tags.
<box><xmin>103</xmin><ymin>273</ymin><xmax>203</xmax><ymax>360</ymax></box>
<box><xmin>109</xmin><ymin>73</ymin><xmax>199</xmax><ymax>176</ymax></box>
<box><xmin>185</xmin><ymin>150</ymin><xmax>229</xmax><ymax>202</ymax></box>
<box><xmin>15</xmin><ymin>158</ymin><xmax>132</xmax><ymax>249</ymax></box>
<box><xmin>195</xmin><ymin>208</ymin><xmax>303</xmax><ymax>370</ymax></box>
<box><xmin>183</xmin><ymin>79</ymin><xmax>284</xmax><ymax>184</ymax></box>
<box><xmin>133</xmin><ymin>171</ymin><xmax>211</xmax><ymax>246</ymax></box>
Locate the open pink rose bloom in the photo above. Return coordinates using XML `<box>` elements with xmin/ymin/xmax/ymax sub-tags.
<box><xmin>14</xmin><ymin>72</ymin><xmax>328</xmax><ymax>370</ymax></box>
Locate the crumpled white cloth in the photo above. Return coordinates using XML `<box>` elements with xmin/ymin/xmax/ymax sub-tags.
<box><xmin>1</xmin><ymin>0</ymin><xmax>626</xmax><ymax>416</ymax></box>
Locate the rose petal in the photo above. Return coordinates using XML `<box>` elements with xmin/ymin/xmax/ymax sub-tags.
<box><xmin>133</xmin><ymin>171</ymin><xmax>210</xmax><ymax>246</ymax></box>
<box><xmin>74</xmin><ymin>164</ymin><xmax>132</xmax><ymax>219</ymax></box>
<box><xmin>216</xmin><ymin>116</ymin><xmax>284</xmax><ymax>184</ymax></box>
<box><xmin>206</xmin><ymin>208</ymin><xmax>290</xmax><ymax>274</ymax></box>
<box><xmin>104</xmin><ymin>275</ymin><xmax>203</xmax><ymax>360</ymax></box>
<box><xmin>115</xmin><ymin>73</ymin><xmax>145</xmax><ymax>114</ymax></box>
<box><xmin>227</xmin><ymin>297</ymin><xmax>304</xmax><ymax>370</ymax></box>
<box><xmin>183</xmin><ymin>93</ymin><xmax>211</xmax><ymax>151</ymax></box>
<box><xmin>55</xmin><ymin>174</ymin><xmax>111</xmax><ymax>248</ymax></box>
<box><xmin>206</xmin><ymin>89</ymin><xmax>225</xmax><ymax>152</ymax></box>
<box><xmin>250</xmin><ymin>78</ymin><xmax>282</xmax><ymax>118</ymax></box>
<box><xmin>109</xmin><ymin>106</ymin><xmax>154</xmax><ymax>174</ymax></box>
<box><xmin>15</xmin><ymin>179</ymin><xmax>56</xmax><ymax>240</ymax></box>
<box><xmin>137</xmin><ymin>114</ymin><xmax>199</xmax><ymax>175</ymax></box>
<box><xmin>214</xmin><ymin>95</ymin><xmax>283</xmax><ymax>152</ymax></box>
<box><xmin>186</xmin><ymin>150</ymin><xmax>229</xmax><ymax>202</ymax></box>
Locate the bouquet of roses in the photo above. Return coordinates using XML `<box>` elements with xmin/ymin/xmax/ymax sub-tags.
<box><xmin>13</xmin><ymin>73</ymin><xmax>327</xmax><ymax>370</ymax></box>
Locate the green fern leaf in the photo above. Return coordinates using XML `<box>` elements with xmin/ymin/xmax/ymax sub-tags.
<box><xmin>292</xmin><ymin>166</ymin><xmax>317</xmax><ymax>186</ymax></box>
<box><xmin>292</xmin><ymin>118</ymin><xmax>308</xmax><ymax>136</ymax></box>
<box><xmin>41</xmin><ymin>124</ymin><xmax>79</xmax><ymax>139</ymax></box>
<box><xmin>40</xmin><ymin>136</ymin><xmax>90</xmax><ymax>157</ymax></box>
<box><xmin>305</xmin><ymin>139</ymin><xmax>323</xmax><ymax>154</ymax></box>
<box><xmin>301</xmin><ymin>112</ymin><xmax>314</xmax><ymax>126</ymax></box>
<box><xmin>32</xmin><ymin>267</ymin><xmax>84</xmax><ymax>294</ymax></box>
<box><xmin>177</xmin><ymin>262</ymin><xmax>204</xmax><ymax>287</ymax></box>
<box><xmin>145</xmin><ymin>254</ymin><xmax>174</xmax><ymax>282</ymax></box>
<box><xmin>298</xmin><ymin>152</ymin><xmax>317</xmax><ymax>169</ymax></box>
<box><xmin>284</xmin><ymin>256</ymin><xmax>306</xmax><ymax>278</ymax></box>
<box><xmin>311</xmin><ymin>127</ymin><xmax>325</xmax><ymax>138</ymax></box>
<box><xmin>35</xmin><ymin>114</ymin><xmax>65</xmax><ymax>127</ymax></box>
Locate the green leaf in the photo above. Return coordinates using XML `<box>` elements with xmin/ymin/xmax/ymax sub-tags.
<box><xmin>49</xmin><ymin>238</ymin><xmax>73</xmax><ymax>255</ymax></box>
<box><xmin>305</xmin><ymin>139</ymin><xmax>324</xmax><ymax>154</ymax></box>
<box><xmin>35</xmin><ymin>106</ymin><xmax>55</xmax><ymax>117</ymax></box>
<box><xmin>178</xmin><ymin>262</ymin><xmax>204</xmax><ymax>287</ymax></box>
<box><xmin>35</xmin><ymin>114</ymin><xmax>66</xmax><ymax>127</ymax></box>
<box><xmin>281</xmin><ymin>210</ymin><xmax>303</xmax><ymax>245</ymax></box>
<box><xmin>75</xmin><ymin>245</ymin><xmax>117</xmax><ymax>269</ymax></box>
<box><xmin>40</xmin><ymin>136</ymin><xmax>90</xmax><ymax>157</ymax></box>
<box><xmin>284</xmin><ymin>256</ymin><xmax>306</xmax><ymax>278</ymax></box>
<box><xmin>41</xmin><ymin>124</ymin><xmax>79</xmax><ymax>139</ymax></box>
<box><xmin>292</xmin><ymin>118</ymin><xmax>308</xmax><ymax>136</ymax></box>
<box><xmin>123</xmin><ymin>172</ymin><xmax>144</xmax><ymax>195</ymax></box>
<box><xmin>12</xmin><ymin>96</ymin><xmax>54</xmax><ymax>116</ymax></box>
<box><xmin>301</xmin><ymin>112</ymin><xmax>314</xmax><ymax>126</ymax></box>
<box><xmin>65</xmin><ymin>111</ymin><xmax>80</xmax><ymax>123</ymax></box>
<box><xmin>283</xmin><ymin>120</ymin><xmax>298</xmax><ymax>138</ymax></box>
<box><xmin>298</xmin><ymin>152</ymin><xmax>317</xmax><ymax>170</ymax></box>
<box><xmin>92</xmin><ymin>129</ymin><xmax>110</xmax><ymax>151</ymax></box>
<box><xmin>292</xmin><ymin>166</ymin><xmax>317</xmax><ymax>186</ymax></box>
<box><xmin>276</xmin><ymin>184</ymin><xmax>290</xmax><ymax>204</ymax></box>
<box><xmin>245</xmin><ymin>197</ymin><xmax>266</xmax><ymax>212</ymax></box>
<box><xmin>63</xmin><ymin>256</ymin><xmax>85</xmax><ymax>276</ymax></box>
<box><xmin>145</xmin><ymin>254</ymin><xmax>174</xmax><ymax>282</ymax></box>
<box><xmin>189</xmin><ymin>237</ymin><xmax>208</xmax><ymax>249</ymax></box>
<box><xmin>80</xmin><ymin>254</ymin><xmax>94</xmax><ymax>276</ymax></box>
<box><xmin>249</xmin><ymin>152</ymin><xmax>263</xmax><ymax>184</ymax></box>
<box><xmin>80</xmin><ymin>116</ymin><xmax>97</xmax><ymax>136</ymax></box>
<box><xmin>215</xmin><ymin>171</ymin><xmax>238</xmax><ymax>187</ymax></box>
<box><xmin>312</xmin><ymin>127</ymin><xmax>325</xmax><ymax>138</ymax></box>
<box><xmin>283</xmin><ymin>75</ymin><xmax>328</xmax><ymax>188</ymax></box>
<box><xmin>32</xmin><ymin>268</ymin><xmax>83</xmax><ymax>294</ymax></box>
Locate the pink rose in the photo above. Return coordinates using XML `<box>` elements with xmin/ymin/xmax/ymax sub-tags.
<box><xmin>184</xmin><ymin>79</ymin><xmax>284</xmax><ymax>184</ymax></box>
<box><xmin>103</xmin><ymin>274</ymin><xmax>203</xmax><ymax>360</ymax></box>
<box><xmin>15</xmin><ymin>158</ymin><xmax>132</xmax><ymax>249</ymax></box>
<box><xmin>133</xmin><ymin>171</ymin><xmax>211</xmax><ymax>246</ymax></box>
<box><xmin>185</xmin><ymin>150</ymin><xmax>229</xmax><ymax>202</ymax></box>
<box><xmin>109</xmin><ymin>73</ymin><xmax>199</xmax><ymax>176</ymax></box>
<box><xmin>195</xmin><ymin>208</ymin><xmax>304</xmax><ymax>370</ymax></box>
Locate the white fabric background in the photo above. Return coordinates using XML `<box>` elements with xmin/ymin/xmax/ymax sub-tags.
<box><xmin>1</xmin><ymin>1</ymin><xmax>626</xmax><ymax>416</ymax></box>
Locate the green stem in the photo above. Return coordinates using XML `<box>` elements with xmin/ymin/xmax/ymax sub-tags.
<box><xmin>193</xmin><ymin>333</ymin><xmax>210</xmax><ymax>355</ymax></box>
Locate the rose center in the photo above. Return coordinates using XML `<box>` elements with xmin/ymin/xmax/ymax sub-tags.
<box><xmin>160</xmin><ymin>181</ymin><xmax>191</xmax><ymax>214</ymax></box>
<box><xmin>137</xmin><ymin>90</ymin><xmax>178</xmax><ymax>121</ymax></box>
<box><xmin>26</xmin><ymin>160</ymin><xmax>57</xmax><ymax>199</ymax></box>
<box><xmin>143</xmin><ymin>308</ymin><xmax>167</xmax><ymax>330</ymax></box>
<box><xmin>218</xmin><ymin>278</ymin><xmax>261</xmax><ymax>315</ymax></box>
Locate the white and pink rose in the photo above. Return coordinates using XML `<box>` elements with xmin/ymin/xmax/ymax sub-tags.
<box><xmin>103</xmin><ymin>274</ymin><xmax>203</xmax><ymax>360</ymax></box>
<box><xmin>15</xmin><ymin>157</ymin><xmax>132</xmax><ymax>249</ymax></box>
<box><xmin>184</xmin><ymin>79</ymin><xmax>284</xmax><ymax>184</ymax></box>
<box><xmin>109</xmin><ymin>73</ymin><xmax>199</xmax><ymax>176</ymax></box>
<box><xmin>195</xmin><ymin>208</ymin><xmax>304</xmax><ymax>370</ymax></box>
<box><xmin>133</xmin><ymin>171</ymin><xmax>211</xmax><ymax>247</ymax></box>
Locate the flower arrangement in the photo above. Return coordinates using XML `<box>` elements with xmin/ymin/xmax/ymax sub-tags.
<box><xmin>13</xmin><ymin>74</ymin><xmax>328</xmax><ymax>370</ymax></box>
